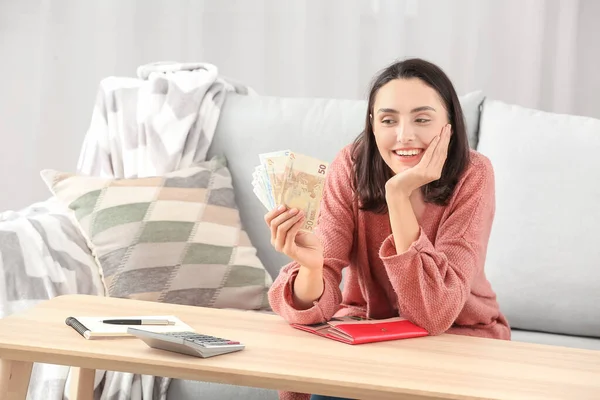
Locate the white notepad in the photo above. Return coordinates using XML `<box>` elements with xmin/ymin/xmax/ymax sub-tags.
<box><xmin>65</xmin><ymin>315</ymin><xmax>194</xmax><ymax>339</ymax></box>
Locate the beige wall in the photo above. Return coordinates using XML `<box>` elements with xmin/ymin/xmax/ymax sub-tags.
<box><xmin>1</xmin><ymin>0</ymin><xmax>599</xmax><ymax>211</ymax></box>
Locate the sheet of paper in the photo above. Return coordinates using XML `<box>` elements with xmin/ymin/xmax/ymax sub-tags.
<box><xmin>71</xmin><ymin>315</ymin><xmax>193</xmax><ymax>337</ymax></box>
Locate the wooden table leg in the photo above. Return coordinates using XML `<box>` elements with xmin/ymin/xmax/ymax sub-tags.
<box><xmin>0</xmin><ymin>359</ymin><xmax>33</xmax><ymax>400</ymax></box>
<box><xmin>68</xmin><ymin>367</ymin><xmax>95</xmax><ymax>400</ymax></box>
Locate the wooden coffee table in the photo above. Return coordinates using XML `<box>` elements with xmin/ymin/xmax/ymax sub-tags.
<box><xmin>1</xmin><ymin>294</ymin><xmax>599</xmax><ymax>400</ymax></box>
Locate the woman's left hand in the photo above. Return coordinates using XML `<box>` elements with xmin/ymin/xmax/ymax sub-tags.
<box><xmin>385</xmin><ymin>124</ymin><xmax>452</xmax><ymax>198</ymax></box>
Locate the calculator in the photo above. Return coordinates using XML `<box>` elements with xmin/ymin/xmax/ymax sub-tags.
<box><xmin>127</xmin><ymin>328</ymin><xmax>245</xmax><ymax>358</ymax></box>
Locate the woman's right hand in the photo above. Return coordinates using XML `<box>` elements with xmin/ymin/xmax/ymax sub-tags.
<box><xmin>264</xmin><ymin>205</ymin><xmax>324</xmax><ymax>272</ymax></box>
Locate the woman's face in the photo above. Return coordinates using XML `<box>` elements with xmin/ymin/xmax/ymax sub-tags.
<box><xmin>372</xmin><ymin>78</ymin><xmax>449</xmax><ymax>174</ymax></box>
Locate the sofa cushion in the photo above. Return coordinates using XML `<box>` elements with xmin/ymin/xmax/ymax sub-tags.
<box><xmin>477</xmin><ymin>99</ymin><xmax>600</xmax><ymax>338</ymax></box>
<box><xmin>167</xmin><ymin>380</ymin><xmax>278</xmax><ymax>400</ymax></box>
<box><xmin>209</xmin><ymin>91</ymin><xmax>485</xmax><ymax>278</ymax></box>
<box><xmin>511</xmin><ymin>330</ymin><xmax>600</xmax><ymax>352</ymax></box>
<box><xmin>40</xmin><ymin>156</ymin><xmax>272</xmax><ymax>311</ymax></box>
<box><xmin>460</xmin><ymin>90</ymin><xmax>486</xmax><ymax>149</ymax></box>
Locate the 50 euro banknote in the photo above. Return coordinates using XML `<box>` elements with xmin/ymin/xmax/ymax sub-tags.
<box><xmin>278</xmin><ymin>152</ymin><xmax>329</xmax><ymax>232</ymax></box>
<box><xmin>253</xmin><ymin>150</ymin><xmax>330</xmax><ymax>232</ymax></box>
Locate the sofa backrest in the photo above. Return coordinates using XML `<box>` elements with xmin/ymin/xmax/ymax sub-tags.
<box><xmin>208</xmin><ymin>91</ymin><xmax>485</xmax><ymax>279</ymax></box>
<box><xmin>477</xmin><ymin>99</ymin><xmax>600</xmax><ymax>338</ymax></box>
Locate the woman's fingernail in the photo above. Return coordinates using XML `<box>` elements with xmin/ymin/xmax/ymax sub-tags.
<box><xmin>277</xmin><ymin>205</ymin><xmax>285</xmax><ymax>211</ymax></box>
<box><xmin>289</xmin><ymin>208</ymin><xmax>298</xmax><ymax>215</ymax></box>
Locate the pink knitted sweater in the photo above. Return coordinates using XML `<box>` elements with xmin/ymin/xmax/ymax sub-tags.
<box><xmin>268</xmin><ymin>145</ymin><xmax>510</xmax><ymax>400</ymax></box>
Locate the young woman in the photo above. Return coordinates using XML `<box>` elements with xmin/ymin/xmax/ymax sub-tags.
<box><xmin>264</xmin><ymin>58</ymin><xmax>510</xmax><ymax>400</ymax></box>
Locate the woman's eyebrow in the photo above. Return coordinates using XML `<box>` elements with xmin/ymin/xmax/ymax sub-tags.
<box><xmin>376</xmin><ymin>106</ymin><xmax>436</xmax><ymax>114</ymax></box>
<box><xmin>377</xmin><ymin>108</ymin><xmax>399</xmax><ymax>114</ymax></box>
<box><xmin>411</xmin><ymin>106</ymin><xmax>436</xmax><ymax>113</ymax></box>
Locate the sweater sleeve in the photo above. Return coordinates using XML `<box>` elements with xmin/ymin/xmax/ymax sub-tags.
<box><xmin>267</xmin><ymin>147</ymin><xmax>355</xmax><ymax>325</ymax></box>
<box><xmin>379</xmin><ymin>155</ymin><xmax>495</xmax><ymax>335</ymax></box>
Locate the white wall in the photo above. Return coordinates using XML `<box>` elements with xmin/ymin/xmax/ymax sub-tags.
<box><xmin>1</xmin><ymin>0</ymin><xmax>599</xmax><ymax>211</ymax></box>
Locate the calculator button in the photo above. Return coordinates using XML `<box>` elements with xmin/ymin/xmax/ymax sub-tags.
<box><xmin>155</xmin><ymin>331</ymin><xmax>239</xmax><ymax>347</ymax></box>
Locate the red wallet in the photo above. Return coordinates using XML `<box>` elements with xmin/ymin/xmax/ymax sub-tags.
<box><xmin>291</xmin><ymin>316</ymin><xmax>429</xmax><ymax>345</ymax></box>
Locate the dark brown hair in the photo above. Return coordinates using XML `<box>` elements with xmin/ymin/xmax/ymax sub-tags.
<box><xmin>351</xmin><ymin>58</ymin><xmax>471</xmax><ymax>213</ymax></box>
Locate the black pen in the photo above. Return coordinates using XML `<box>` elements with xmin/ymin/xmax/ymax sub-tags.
<box><xmin>102</xmin><ymin>319</ymin><xmax>175</xmax><ymax>325</ymax></box>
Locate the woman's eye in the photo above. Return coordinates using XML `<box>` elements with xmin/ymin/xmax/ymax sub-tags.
<box><xmin>415</xmin><ymin>118</ymin><xmax>431</xmax><ymax>124</ymax></box>
<box><xmin>381</xmin><ymin>119</ymin><xmax>395</xmax><ymax>124</ymax></box>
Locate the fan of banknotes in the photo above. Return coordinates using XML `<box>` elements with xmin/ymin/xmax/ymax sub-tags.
<box><xmin>252</xmin><ymin>150</ymin><xmax>329</xmax><ymax>232</ymax></box>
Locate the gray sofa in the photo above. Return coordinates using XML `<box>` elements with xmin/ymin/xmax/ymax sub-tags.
<box><xmin>167</xmin><ymin>91</ymin><xmax>600</xmax><ymax>399</ymax></box>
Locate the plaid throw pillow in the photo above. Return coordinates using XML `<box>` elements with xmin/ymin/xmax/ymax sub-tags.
<box><xmin>41</xmin><ymin>156</ymin><xmax>272</xmax><ymax>311</ymax></box>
